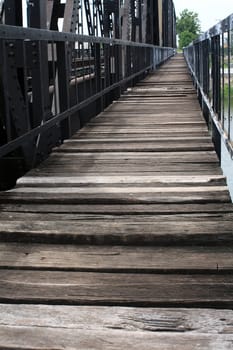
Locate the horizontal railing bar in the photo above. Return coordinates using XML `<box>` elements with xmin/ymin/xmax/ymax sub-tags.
<box><xmin>0</xmin><ymin>23</ymin><xmax>174</xmax><ymax>167</ymax></box>
<box><xmin>0</xmin><ymin>24</ymin><xmax>172</xmax><ymax>50</ymax></box>
<box><xmin>194</xmin><ymin>14</ymin><xmax>233</xmax><ymax>42</ymax></box>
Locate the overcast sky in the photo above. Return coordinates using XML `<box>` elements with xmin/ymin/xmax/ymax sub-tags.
<box><xmin>173</xmin><ymin>0</ymin><xmax>233</xmax><ymax>32</ymax></box>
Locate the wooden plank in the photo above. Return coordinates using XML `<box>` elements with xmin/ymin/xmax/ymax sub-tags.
<box><xmin>1</xmin><ymin>203</ymin><xmax>232</xmax><ymax>214</ymax></box>
<box><xmin>104</xmin><ymin>105</ymin><xmax>201</xmax><ymax>112</ymax></box>
<box><xmin>66</xmin><ymin>137</ymin><xmax>210</xmax><ymax>143</ymax></box>
<box><xmin>75</xmin><ymin>133</ymin><xmax>211</xmax><ymax>139</ymax></box>
<box><xmin>34</xmin><ymin>165</ymin><xmax>220</xmax><ymax>173</ymax></box>
<box><xmin>0</xmin><ymin>219</ymin><xmax>233</xmax><ymax>245</ymax></box>
<box><xmin>1</xmin><ymin>212</ymin><xmax>233</xmax><ymax>222</ymax></box>
<box><xmin>32</xmin><ymin>162</ymin><xmax>222</xmax><ymax>171</ymax></box>
<box><xmin>58</xmin><ymin>142</ymin><xmax>214</xmax><ymax>152</ymax></box>
<box><xmin>93</xmin><ymin>114</ymin><xmax>204</xmax><ymax>120</ymax></box>
<box><xmin>27</xmin><ymin>168</ymin><xmax>222</xmax><ymax>176</ymax></box>
<box><xmin>32</xmin><ymin>163</ymin><xmax>221</xmax><ymax>172</ymax></box>
<box><xmin>0</xmin><ymin>270</ymin><xmax>233</xmax><ymax>307</ymax></box>
<box><xmin>0</xmin><ymin>243</ymin><xmax>233</xmax><ymax>272</ymax></box>
<box><xmin>17</xmin><ymin>175</ymin><xmax>226</xmax><ymax>187</ymax></box>
<box><xmin>75</xmin><ymin>132</ymin><xmax>210</xmax><ymax>139</ymax></box>
<box><xmin>7</xmin><ymin>186</ymin><xmax>229</xmax><ymax>194</ymax></box>
<box><xmin>34</xmin><ymin>161</ymin><xmax>220</xmax><ymax>167</ymax></box>
<box><xmin>65</xmin><ymin>137</ymin><xmax>212</xmax><ymax>143</ymax></box>
<box><xmin>0</xmin><ymin>187</ymin><xmax>230</xmax><ymax>204</ymax></box>
<box><xmin>50</xmin><ymin>150</ymin><xmax>218</xmax><ymax>157</ymax></box>
<box><xmin>0</xmin><ymin>305</ymin><xmax>232</xmax><ymax>349</ymax></box>
<box><xmin>48</xmin><ymin>151</ymin><xmax>219</xmax><ymax>163</ymax></box>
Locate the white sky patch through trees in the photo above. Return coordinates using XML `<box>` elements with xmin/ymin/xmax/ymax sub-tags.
<box><xmin>173</xmin><ymin>0</ymin><xmax>233</xmax><ymax>32</ymax></box>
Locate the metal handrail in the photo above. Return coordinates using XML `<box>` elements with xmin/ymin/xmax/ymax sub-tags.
<box><xmin>0</xmin><ymin>24</ymin><xmax>174</xmax><ymax>168</ymax></box>
<box><xmin>183</xmin><ymin>13</ymin><xmax>233</xmax><ymax>159</ymax></box>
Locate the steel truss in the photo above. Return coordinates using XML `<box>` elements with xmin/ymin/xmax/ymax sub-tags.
<box><xmin>0</xmin><ymin>0</ymin><xmax>176</xmax><ymax>188</ymax></box>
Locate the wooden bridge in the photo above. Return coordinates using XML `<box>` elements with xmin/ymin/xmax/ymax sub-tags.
<box><xmin>0</xmin><ymin>54</ymin><xmax>233</xmax><ymax>349</ymax></box>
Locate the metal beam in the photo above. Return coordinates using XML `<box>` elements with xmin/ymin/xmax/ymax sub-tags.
<box><xmin>3</xmin><ymin>0</ymin><xmax>23</xmax><ymax>26</ymax></box>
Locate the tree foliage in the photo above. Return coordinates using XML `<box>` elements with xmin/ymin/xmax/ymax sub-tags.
<box><xmin>178</xmin><ymin>30</ymin><xmax>197</xmax><ymax>49</ymax></box>
<box><xmin>176</xmin><ymin>9</ymin><xmax>201</xmax><ymax>49</ymax></box>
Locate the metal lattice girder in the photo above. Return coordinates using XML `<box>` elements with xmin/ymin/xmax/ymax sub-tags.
<box><xmin>0</xmin><ymin>0</ymin><xmax>177</xmax><ymax>187</ymax></box>
<box><xmin>48</xmin><ymin>0</ymin><xmax>65</xmax><ymax>31</ymax></box>
<box><xmin>95</xmin><ymin>0</ymin><xmax>104</xmax><ymax>36</ymax></box>
<box><xmin>1</xmin><ymin>0</ymin><xmax>23</xmax><ymax>26</ymax></box>
<box><xmin>130</xmin><ymin>0</ymin><xmax>142</xmax><ymax>42</ymax></box>
<box><xmin>103</xmin><ymin>0</ymin><xmax>120</xmax><ymax>38</ymax></box>
<box><xmin>27</xmin><ymin>1</ymin><xmax>47</xmax><ymax>29</ymax></box>
<box><xmin>84</xmin><ymin>0</ymin><xmax>94</xmax><ymax>35</ymax></box>
<box><xmin>63</xmin><ymin>0</ymin><xmax>80</xmax><ymax>33</ymax></box>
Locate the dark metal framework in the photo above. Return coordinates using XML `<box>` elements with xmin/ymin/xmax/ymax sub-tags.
<box><xmin>0</xmin><ymin>24</ymin><xmax>174</xmax><ymax>187</ymax></box>
<box><xmin>0</xmin><ymin>0</ymin><xmax>176</xmax><ymax>188</ymax></box>
<box><xmin>0</xmin><ymin>1</ymin><xmax>176</xmax><ymax>44</ymax></box>
<box><xmin>184</xmin><ymin>14</ymin><xmax>233</xmax><ymax>159</ymax></box>
<box><xmin>162</xmin><ymin>0</ymin><xmax>176</xmax><ymax>48</ymax></box>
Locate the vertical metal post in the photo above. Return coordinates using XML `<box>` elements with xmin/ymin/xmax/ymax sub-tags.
<box><xmin>27</xmin><ymin>0</ymin><xmax>47</xmax><ymax>29</ymax></box>
<box><xmin>57</xmin><ymin>41</ymin><xmax>71</xmax><ymax>140</ymax></box>
<box><xmin>227</xmin><ymin>26</ymin><xmax>231</xmax><ymax>140</ymax></box>
<box><xmin>3</xmin><ymin>0</ymin><xmax>23</xmax><ymax>26</ymax></box>
<box><xmin>211</xmin><ymin>35</ymin><xmax>221</xmax><ymax>159</ymax></box>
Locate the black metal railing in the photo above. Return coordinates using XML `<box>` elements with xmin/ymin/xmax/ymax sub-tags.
<box><xmin>0</xmin><ymin>24</ymin><xmax>174</xmax><ymax>185</ymax></box>
<box><xmin>184</xmin><ymin>14</ymin><xmax>233</xmax><ymax>159</ymax></box>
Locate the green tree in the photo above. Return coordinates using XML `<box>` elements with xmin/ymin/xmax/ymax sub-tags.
<box><xmin>176</xmin><ymin>9</ymin><xmax>201</xmax><ymax>49</ymax></box>
<box><xmin>178</xmin><ymin>30</ymin><xmax>197</xmax><ymax>48</ymax></box>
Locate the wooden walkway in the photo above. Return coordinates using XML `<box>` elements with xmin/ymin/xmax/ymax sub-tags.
<box><xmin>0</xmin><ymin>54</ymin><xmax>233</xmax><ymax>349</ymax></box>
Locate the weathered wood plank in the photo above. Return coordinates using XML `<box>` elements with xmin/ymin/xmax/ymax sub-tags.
<box><xmin>0</xmin><ymin>220</ymin><xmax>233</xmax><ymax>245</ymax></box>
<box><xmin>0</xmin><ymin>305</ymin><xmax>232</xmax><ymax>349</ymax></box>
<box><xmin>0</xmin><ymin>187</ymin><xmax>230</xmax><ymax>204</ymax></box>
<box><xmin>0</xmin><ymin>270</ymin><xmax>233</xmax><ymax>307</ymax></box>
<box><xmin>1</xmin><ymin>212</ymin><xmax>233</xmax><ymax>222</ymax></box>
<box><xmin>92</xmin><ymin>116</ymin><xmax>204</xmax><ymax>122</ymax></box>
<box><xmin>0</xmin><ymin>243</ymin><xmax>232</xmax><ymax>272</ymax></box>
<box><xmin>6</xmin><ymin>186</ymin><xmax>229</xmax><ymax>194</ymax></box>
<box><xmin>28</xmin><ymin>165</ymin><xmax>222</xmax><ymax>176</ymax></box>
<box><xmin>17</xmin><ymin>175</ymin><xmax>226</xmax><ymax>187</ymax></box>
<box><xmin>48</xmin><ymin>151</ymin><xmax>219</xmax><ymax>163</ymax></box>
<box><xmin>1</xmin><ymin>203</ymin><xmax>232</xmax><ymax>214</ymax></box>
<box><xmin>75</xmin><ymin>132</ymin><xmax>210</xmax><ymax>139</ymax></box>
<box><xmin>58</xmin><ymin>142</ymin><xmax>214</xmax><ymax>152</ymax></box>
<box><xmin>104</xmin><ymin>104</ymin><xmax>201</xmax><ymax>112</ymax></box>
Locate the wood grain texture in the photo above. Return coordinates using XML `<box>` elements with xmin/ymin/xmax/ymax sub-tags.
<box><xmin>0</xmin><ymin>243</ymin><xmax>232</xmax><ymax>272</ymax></box>
<box><xmin>1</xmin><ymin>203</ymin><xmax>232</xmax><ymax>214</ymax></box>
<box><xmin>17</xmin><ymin>175</ymin><xmax>226</xmax><ymax>187</ymax></box>
<box><xmin>0</xmin><ymin>270</ymin><xmax>233</xmax><ymax>307</ymax></box>
<box><xmin>1</xmin><ymin>187</ymin><xmax>230</xmax><ymax>204</ymax></box>
<box><xmin>0</xmin><ymin>219</ymin><xmax>233</xmax><ymax>245</ymax></box>
<box><xmin>0</xmin><ymin>305</ymin><xmax>232</xmax><ymax>349</ymax></box>
<box><xmin>0</xmin><ymin>54</ymin><xmax>233</xmax><ymax>349</ymax></box>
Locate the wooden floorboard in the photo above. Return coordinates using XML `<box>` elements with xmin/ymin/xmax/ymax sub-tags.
<box><xmin>0</xmin><ymin>54</ymin><xmax>232</xmax><ymax>348</ymax></box>
<box><xmin>0</xmin><ymin>305</ymin><xmax>232</xmax><ymax>350</ymax></box>
<box><xmin>0</xmin><ymin>270</ymin><xmax>233</xmax><ymax>307</ymax></box>
<box><xmin>0</xmin><ymin>243</ymin><xmax>233</xmax><ymax>272</ymax></box>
